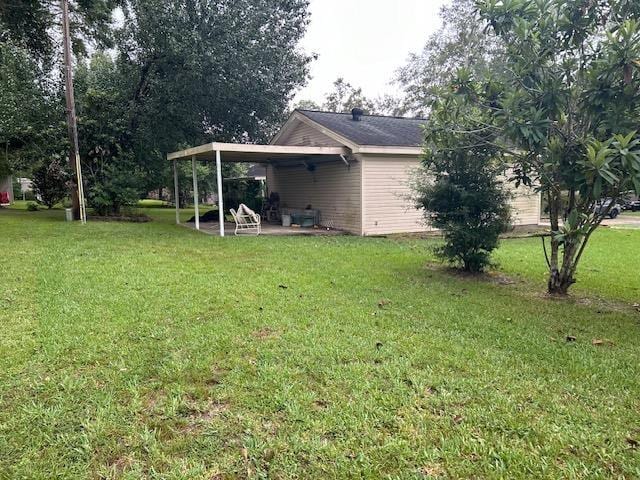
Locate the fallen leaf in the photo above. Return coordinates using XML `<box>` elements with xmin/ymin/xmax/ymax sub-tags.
<box><xmin>278</xmin><ymin>284</ymin><xmax>288</xmax><ymax>289</ymax></box>
<box><xmin>626</xmin><ymin>437</ymin><xmax>639</xmax><ymax>449</ymax></box>
<box><xmin>378</xmin><ymin>299</ymin><xmax>391</xmax><ymax>308</ymax></box>
<box><xmin>453</xmin><ymin>414</ymin><xmax>463</xmax><ymax>424</ymax></box>
<box><xmin>592</xmin><ymin>338</ymin><xmax>615</xmax><ymax>346</ymax></box>
<box><xmin>375</xmin><ymin>341</ymin><xmax>383</xmax><ymax>350</ymax></box>
<box><xmin>566</xmin><ymin>336</ymin><xmax>577</xmax><ymax>342</ymax></box>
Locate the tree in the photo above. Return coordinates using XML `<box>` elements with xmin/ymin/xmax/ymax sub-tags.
<box><xmin>294</xmin><ymin>78</ymin><xmax>403</xmax><ymax>115</ymax></box>
<box><xmin>451</xmin><ymin>0</ymin><xmax>640</xmax><ymax>294</ymax></box>
<box><xmin>395</xmin><ymin>0</ymin><xmax>501</xmax><ymax>117</ymax></box>
<box><xmin>66</xmin><ymin>0</ymin><xmax>311</xmax><ymax>215</ymax></box>
<box><xmin>416</xmin><ymin>81</ymin><xmax>512</xmax><ymax>272</ymax></box>
<box><xmin>31</xmin><ymin>157</ymin><xmax>71</xmax><ymax>208</ymax></box>
<box><xmin>0</xmin><ymin>0</ymin><xmax>120</xmax><ymax>63</ymax></box>
<box><xmin>322</xmin><ymin>78</ymin><xmax>379</xmax><ymax>114</ymax></box>
<box><xmin>0</xmin><ymin>42</ymin><xmax>64</xmax><ymax>177</ymax></box>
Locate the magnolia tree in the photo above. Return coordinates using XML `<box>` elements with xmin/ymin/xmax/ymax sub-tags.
<box><xmin>452</xmin><ymin>0</ymin><xmax>640</xmax><ymax>294</ymax></box>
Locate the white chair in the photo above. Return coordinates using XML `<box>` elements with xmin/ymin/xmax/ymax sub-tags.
<box><xmin>230</xmin><ymin>204</ymin><xmax>261</xmax><ymax>236</ymax></box>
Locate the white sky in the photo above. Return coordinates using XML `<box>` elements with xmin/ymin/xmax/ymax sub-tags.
<box><xmin>294</xmin><ymin>0</ymin><xmax>450</xmax><ymax>104</ymax></box>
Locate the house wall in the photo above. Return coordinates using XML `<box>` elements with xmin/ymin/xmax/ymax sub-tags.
<box><xmin>509</xmin><ymin>185</ymin><xmax>542</xmax><ymax>226</ymax></box>
<box><xmin>267</xmin><ymin>160</ymin><xmax>362</xmax><ymax>234</ymax></box>
<box><xmin>361</xmin><ymin>155</ymin><xmax>428</xmax><ymax>235</ymax></box>
<box><xmin>360</xmin><ymin>155</ymin><xmax>541</xmax><ymax>236</ymax></box>
<box><xmin>271</xmin><ymin>119</ymin><xmax>541</xmax><ymax>236</ymax></box>
<box><xmin>0</xmin><ymin>176</ymin><xmax>13</xmax><ymax>203</ymax></box>
<box><xmin>272</xmin><ymin>120</ymin><xmax>343</xmax><ymax>147</ymax></box>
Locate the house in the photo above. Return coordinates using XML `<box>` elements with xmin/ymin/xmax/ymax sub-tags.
<box><xmin>168</xmin><ymin>109</ymin><xmax>541</xmax><ymax>236</ymax></box>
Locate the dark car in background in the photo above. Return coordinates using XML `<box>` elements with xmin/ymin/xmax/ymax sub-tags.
<box><xmin>623</xmin><ymin>199</ymin><xmax>640</xmax><ymax>212</ymax></box>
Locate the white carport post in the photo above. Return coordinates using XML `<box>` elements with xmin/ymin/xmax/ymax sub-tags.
<box><xmin>192</xmin><ymin>155</ymin><xmax>200</xmax><ymax>231</ymax></box>
<box><xmin>173</xmin><ymin>160</ymin><xmax>180</xmax><ymax>224</ymax></box>
<box><xmin>216</xmin><ymin>149</ymin><xmax>224</xmax><ymax>237</ymax></box>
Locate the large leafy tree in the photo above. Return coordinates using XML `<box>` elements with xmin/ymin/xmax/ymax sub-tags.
<box><xmin>447</xmin><ymin>0</ymin><xmax>640</xmax><ymax>294</ymax></box>
<box><xmin>0</xmin><ymin>42</ymin><xmax>64</xmax><ymax>177</ymax></box>
<box><xmin>1</xmin><ymin>0</ymin><xmax>121</xmax><ymax>184</ymax></box>
<box><xmin>396</xmin><ymin>0</ymin><xmax>501</xmax><ymax>117</ymax></box>
<box><xmin>0</xmin><ymin>0</ymin><xmax>120</xmax><ymax>63</ymax></box>
<box><xmin>70</xmin><ymin>0</ymin><xmax>312</xmax><ymax>213</ymax></box>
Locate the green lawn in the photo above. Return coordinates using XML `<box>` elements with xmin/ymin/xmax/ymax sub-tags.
<box><xmin>1</xmin><ymin>208</ymin><xmax>639</xmax><ymax>479</ymax></box>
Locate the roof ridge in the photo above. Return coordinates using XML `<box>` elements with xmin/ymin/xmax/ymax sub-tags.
<box><xmin>296</xmin><ymin>109</ymin><xmax>426</xmax><ymax>122</ymax></box>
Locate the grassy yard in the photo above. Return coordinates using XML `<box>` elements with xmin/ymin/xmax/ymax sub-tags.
<box><xmin>1</xmin><ymin>208</ymin><xmax>639</xmax><ymax>479</ymax></box>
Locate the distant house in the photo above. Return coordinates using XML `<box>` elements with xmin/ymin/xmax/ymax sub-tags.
<box><xmin>169</xmin><ymin>109</ymin><xmax>541</xmax><ymax>236</ymax></box>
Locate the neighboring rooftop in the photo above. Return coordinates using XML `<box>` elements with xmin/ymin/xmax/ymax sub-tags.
<box><xmin>297</xmin><ymin>110</ymin><xmax>426</xmax><ymax>147</ymax></box>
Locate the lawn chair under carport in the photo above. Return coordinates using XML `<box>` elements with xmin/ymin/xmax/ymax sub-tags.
<box><xmin>230</xmin><ymin>204</ymin><xmax>261</xmax><ymax>236</ymax></box>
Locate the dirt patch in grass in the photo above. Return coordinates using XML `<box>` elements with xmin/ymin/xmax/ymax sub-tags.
<box><xmin>180</xmin><ymin>398</ymin><xmax>230</xmax><ymax>434</ymax></box>
<box><xmin>420</xmin><ymin>463</ymin><xmax>446</xmax><ymax>477</ymax></box>
<box><xmin>252</xmin><ymin>327</ymin><xmax>279</xmax><ymax>340</ymax></box>
<box><xmin>205</xmin><ymin>365</ymin><xmax>229</xmax><ymax>387</ymax></box>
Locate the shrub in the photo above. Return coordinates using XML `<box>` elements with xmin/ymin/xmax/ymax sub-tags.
<box><xmin>26</xmin><ymin>202</ymin><xmax>39</xmax><ymax>211</ymax></box>
<box><xmin>31</xmin><ymin>158</ymin><xmax>70</xmax><ymax>208</ymax></box>
<box><xmin>416</xmin><ymin>89</ymin><xmax>512</xmax><ymax>273</ymax></box>
<box><xmin>86</xmin><ymin>161</ymin><xmax>143</xmax><ymax>216</ymax></box>
<box><xmin>417</xmin><ymin>167</ymin><xmax>512</xmax><ymax>272</ymax></box>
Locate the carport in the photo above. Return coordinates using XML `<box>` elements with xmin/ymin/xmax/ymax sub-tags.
<box><xmin>167</xmin><ymin>142</ymin><xmax>350</xmax><ymax>236</ymax></box>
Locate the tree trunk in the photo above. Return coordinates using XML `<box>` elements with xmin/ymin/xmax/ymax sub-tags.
<box><xmin>547</xmin><ymin>248</ymin><xmax>577</xmax><ymax>295</ymax></box>
<box><xmin>546</xmin><ymin>188</ymin><xmax>578</xmax><ymax>295</ymax></box>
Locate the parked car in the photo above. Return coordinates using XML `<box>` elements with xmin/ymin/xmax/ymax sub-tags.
<box><xmin>594</xmin><ymin>199</ymin><xmax>623</xmax><ymax>218</ymax></box>
<box><xmin>623</xmin><ymin>199</ymin><xmax>640</xmax><ymax>212</ymax></box>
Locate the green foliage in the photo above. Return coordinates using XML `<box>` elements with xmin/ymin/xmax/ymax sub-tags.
<box><xmin>417</xmin><ymin>91</ymin><xmax>512</xmax><ymax>272</ymax></box>
<box><xmin>436</xmin><ymin>0</ymin><xmax>640</xmax><ymax>293</ymax></box>
<box><xmin>396</xmin><ymin>0</ymin><xmax>502</xmax><ymax>116</ymax></box>
<box><xmin>0</xmin><ymin>42</ymin><xmax>65</xmax><ymax>175</ymax></box>
<box><xmin>86</xmin><ymin>160</ymin><xmax>144</xmax><ymax>216</ymax></box>
<box><xmin>223</xmin><ymin>179</ymin><xmax>264</xmax><ymax>213</ymax></box>
<box><xmin>25</xmin><ymin>201</ymin><xmax>38</xmax><ymax>211</ymax></box>
<box><xmin>31</xmin><ymin>158</ymin><xmax>71</xmax><ymax>209</ymax></box>
<box><xmin>3</xmin><ymin>1</ymin><xmax>312</xmax><ymax>209</ymax></box>
<box><xmin>0</xmin><ymin>0</ymin><xmax>120</xmax><ymax>62</ymax></box>
<box><xmin>295</xmin><ymin>78</ymin><xmax>402</xmax><ymax>116</ymax></box>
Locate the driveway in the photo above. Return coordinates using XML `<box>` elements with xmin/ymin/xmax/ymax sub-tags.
<box><xmin>601</xmin><ymin>213</ymin><xmax>640</xmax><ymax>229</ymax></box>
<box><xmin>540</xmin><ymin>213</ymin><xmax>640</xmax><ymax>229</ymax></box>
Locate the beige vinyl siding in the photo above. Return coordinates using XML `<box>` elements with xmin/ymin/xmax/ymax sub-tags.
<box><xmin>273</xmin><ymin>120</ymin><xmax>343</xmax><ymax>147</ymax></box>
<box><xmin>267</xmin><ymin>160</ymin><xmax>361</xmax><ymax>233</ymax></box>
<box><xmin>361</xmin><ymin>156</ymin><xmax>541</xmax><ymax>236</ymax></box>
<box><xmin>361</xmin><ymin>156</ymin><xmax>427</xmax><ymax>235</ymax></box>
<box><xmin>509</xmin><ymin>187</ymin><xmax>541</xmax><ymax>225</ymax></box>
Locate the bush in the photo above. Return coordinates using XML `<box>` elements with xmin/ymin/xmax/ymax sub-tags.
<box><xmin>418</xmin><ymin>169</ymin><xmax>511</xmax><ymax>272</ymax></box>
<box><xmin>86</xmin><ymin>161</ymin><xmax>143</xmax><ymax>216</ymax></box>
<box><xmin>31</xmin><ymin>158</ymin><xmax>70</xmax><ymax>209</ymax></box>
<box><xmin>26</xmin><ymin>202</ymin><xmax>38</xmax><ymax>211</ymax></box>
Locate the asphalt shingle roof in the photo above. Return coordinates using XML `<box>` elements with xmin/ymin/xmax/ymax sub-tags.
<box><xmin>297</xmin><ymin>110</ymin><xmax>426</xmax><ymax>147</ymax></box>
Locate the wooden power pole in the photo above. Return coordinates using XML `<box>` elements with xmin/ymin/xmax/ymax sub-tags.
<box><xmin>61</xmin><ymin>0</ymin><xmax>86</xmax><ymax>223</ymax></box>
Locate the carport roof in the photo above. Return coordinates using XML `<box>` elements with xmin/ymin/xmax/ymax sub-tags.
<box><xmin>167</xmin><ymin>142</ymin><xmax>349</xmax><ymax>163</ymax></box>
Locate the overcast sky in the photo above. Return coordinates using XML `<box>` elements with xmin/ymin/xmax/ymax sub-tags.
<box><xmin>294</xmin><ymin>0</ymin><xmax>450</xmax><ymax>104</ymax></box>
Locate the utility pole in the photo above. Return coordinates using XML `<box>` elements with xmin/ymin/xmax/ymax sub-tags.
<box><xmin>61</xmin><ymin>0</ymin><xmax>86</xmax><ymax>223</ymax></box>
